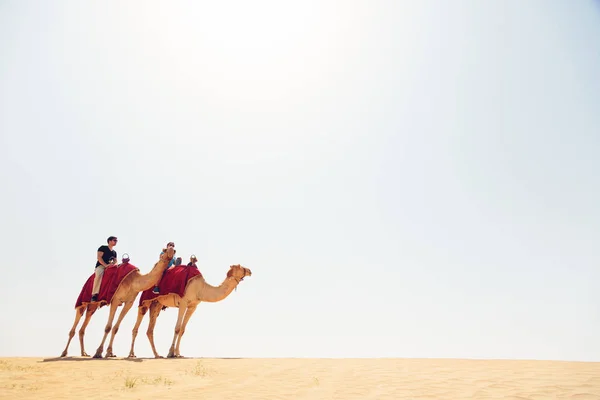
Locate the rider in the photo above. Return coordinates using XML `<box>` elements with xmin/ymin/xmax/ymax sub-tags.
<box><xmin>91</xmin><ymin>236</ymin><xmax>118</xmax><ymax>302</ymax></box>
<box><xmin>120</xmin><ymin>253</ymin><xmax>131</xmax><ymax>266</ymax></box>
<box><xmin>187</xmin><ymin>254</ymin><xmax>198</xmax><ymax>267</ymax></box>
<box><xmin>152</xmin><ymin>242</ymin><xmax>176</xmax><ymax>294</ymax></box>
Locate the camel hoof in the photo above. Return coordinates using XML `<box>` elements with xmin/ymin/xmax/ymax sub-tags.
<box><xmin>106</xmin><ymin>353</ymin><xmax>116</xmax><ymax>358</ymax></box>
<box><xmin>92</xmin><ymin>353</ymin><xmax>103</xmax><ymax>359</ymax></box>
<box><xmin>60</xmin><ymin>352</ymin><xmax>67</xmax><ymax>358</ymax></box>
<box><xmin>128</xmin><ymin>354</ymin><xmax>136</xmax><ymax>358</ymax></box>
<box><xmin>154</xmin><ymin>355</ymin><xmax>164</xmax><ymax>359</ymax></box>
<box><xmin>82</xmin><ymin>352</ymin><xmax>90</xmax><ymax>357</ymax></box>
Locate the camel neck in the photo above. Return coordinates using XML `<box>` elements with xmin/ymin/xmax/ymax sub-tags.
<box><xmin>198</xmin><ymin>277</ymin><xmax>239</xmax><ymax>303</ymax></box>
<box><xmin>131</xmin><ymin>257</ymin><xmax>170</xmax><ymax>292</ymax></box>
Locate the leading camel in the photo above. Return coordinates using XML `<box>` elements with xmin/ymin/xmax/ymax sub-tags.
<box><xmin>60</xmin><ymin>247</ymin><xmax>176</xmax><ymax>358</ymax></box>
<box><xmin>128</xmin><ymin>264</ymin><xmax>252</xmax><ymax>358</ymax></box>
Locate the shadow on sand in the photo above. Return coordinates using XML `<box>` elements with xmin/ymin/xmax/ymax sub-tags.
<box><xmin>40</xmin><ymin>356</ymin><xmax>244</xmax><ymax>363</ymax></box>
<box><xmin>41</xmin><ymin>356</ymin><xmax>143</xmax><ymax>363</ymax></box>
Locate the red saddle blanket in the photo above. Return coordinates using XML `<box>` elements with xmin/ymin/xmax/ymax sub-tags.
<box><xmin>139</xmin><ymin>265</ymin><xmax>202</xmax><ymax>306</ymax></box>
<box><xmin>75</xmin><ymin>263</ymin><xmax>139</xmax><ymax>308</ymax></box>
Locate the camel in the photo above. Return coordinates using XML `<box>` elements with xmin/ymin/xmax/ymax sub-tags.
<box><xmin>60</xmin><ymin>247</ymin><xmax>176</xmax><ymax>358</ymax></box>
<box><xmin>128</xmin><ymin>264</ymin><xmax>252</xmax><ymax>358</ymax></box>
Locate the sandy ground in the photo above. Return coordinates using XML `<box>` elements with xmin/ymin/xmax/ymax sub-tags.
<box><xmin>0</xmin><ymin>357</ymin><xmax>599</xmax><ymax>400</ymax></box>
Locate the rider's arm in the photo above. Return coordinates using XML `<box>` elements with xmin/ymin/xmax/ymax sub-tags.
<box><xmin>97</xmin><ymin>251</ymin><xmax>108</xmax><ymax>267</ymax></box>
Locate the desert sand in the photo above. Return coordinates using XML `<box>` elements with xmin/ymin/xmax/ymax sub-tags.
<box><xmin>1</xmin><ymin>357</ymin><xmax>599</xmax><ymax>399</ymax></box>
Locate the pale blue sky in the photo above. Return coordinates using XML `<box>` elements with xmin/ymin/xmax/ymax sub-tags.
<box><xmin>1</xmin><ymin>0</ymin><xmax>599</xmax><ymax>361</ymax></box>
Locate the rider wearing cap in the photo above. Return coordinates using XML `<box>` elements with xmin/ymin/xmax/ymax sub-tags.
<box><xmin>120</xmin><ymin>253</ymin><xmax>131</xmax><ymax>266</ymax></box>
<box><xmin>187</xmin><ymin>254</ymin><xmax>198</xmax><ymax>267</ymax></box>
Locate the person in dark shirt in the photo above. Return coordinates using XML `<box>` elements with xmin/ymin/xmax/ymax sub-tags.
<box><xmin>91</xmin><ymin>236</ymin><xmax>118</xmax><ymax>302</ymax></box>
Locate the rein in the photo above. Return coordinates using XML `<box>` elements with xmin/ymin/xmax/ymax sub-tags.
<box><xmin>233</xmin><ymin>276</ymin><xmax>244</xmax><ymax>291</ymax></box>
<box><xmin>228</xmin><ymin>266</ymin><xmax>248</xmax><ymax>292</ymax></box>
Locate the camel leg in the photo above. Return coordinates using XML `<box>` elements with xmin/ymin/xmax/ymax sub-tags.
<box><xmin>167</xmin><ymin>302</ymin><xmax>187</xmax><ymax>358</ymax></box>
<box><xmin>78</xmin><ymin>305</ymin><xmax>98</xmax><ymax>357</ymax></box>
<box><xmin>105</xmin><ymin>301</ymin><xmax>134</xmax><ymax>358</ymax></box>
<box><xmin>146</xmin><ymin>301</ymin><xmax>164</xmax><ymax>358</ymax></box>
<box><xmin>60</xmin><ymin>307</ymin><xmax>85</xmax><ymax>357</ymax></box>
<box><xmin>128</xmin><ymin>306</ymin><xmax>148</xmax><ymax>358</ymax></box>
<box><xmin>93</xmin><ymin>303</ymin><xmax>119</xmax><ymax>358</ymax></box>
<box><xmin>174</xmin><ymin>304</ymin><xmax>197</xmax><ymax>358</ymax></box>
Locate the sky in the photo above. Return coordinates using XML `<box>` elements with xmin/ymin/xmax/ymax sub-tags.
<box><xmin>0</xmin><ymin>0</ymin><xmax>599</xmax><ymax>362</ymax></box>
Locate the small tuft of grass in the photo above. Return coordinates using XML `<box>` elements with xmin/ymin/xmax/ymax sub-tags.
<box><xmin>3</xmin><ymin>383</ymin><xmax>41</xmax><ymax>391</ymax></box>
<box><xmin>25</xmin><ymin>383</ymin><xmax>42</xmax><ymax>392</ymax></box>
<box><xmin>159</xmin><ymin>377</ymin><xmax>174</xmax><ymax>386</ymax></box>
<box><xmin>0</xmin><ymin>361</ymin><xmax>39</xmax><ymax>372</ymax></box>
<box><xmin>140</xmin><ymin>376</ymin><xmax>173</xmax><ymax>386</ymax></box>
<box><xmin>124</xmin><ymin>376</ymin><xmax>138</xmax><ymax>388</ymax></box>
<box><xmin>190</xmin><ymin>361</ymin><xmax>209</xmax><ymax>377</ymax></box>
<box><xmin>113</xmin><ymin>369</ymin><xmax>127</xmax><ymax>378</ymax></box>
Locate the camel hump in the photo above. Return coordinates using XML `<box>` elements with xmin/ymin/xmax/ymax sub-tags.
<box><xmin>74</xmin><ymin>263</ymin><xmax>139</xmax><ymax>309</ymax></box>
<box><xmin>138</xmin><ymin>265</ymin><xmax>202</xmax><ymax>307</ymax></box>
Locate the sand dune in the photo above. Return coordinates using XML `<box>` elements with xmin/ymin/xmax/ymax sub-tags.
<box><xmin>1</xmin><ymin>357</ymin><xmax>599</xmax><ymax>399</ymax></box>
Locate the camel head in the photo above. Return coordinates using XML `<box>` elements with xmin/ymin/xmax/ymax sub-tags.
<box><xmin>227</xmin><ymin>264</ymin><xmax>252</xmax><ymax>283</ymax></box>
<box><xmin>161</xmin><ymin>247</ymin><xmax>176</xmax><ymax>261</ymax></box>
